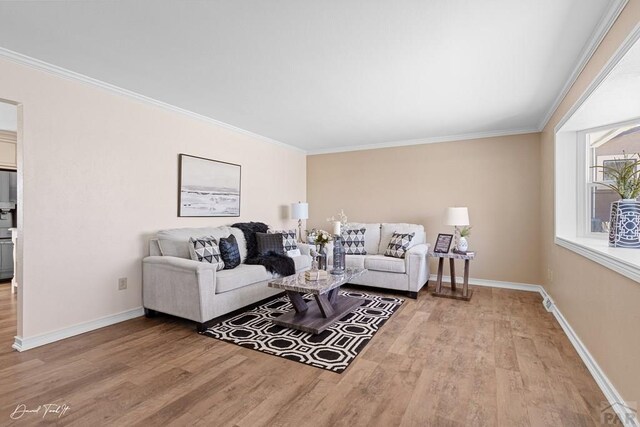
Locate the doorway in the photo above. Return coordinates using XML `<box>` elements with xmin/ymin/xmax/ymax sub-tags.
<box><xmin>0</xmin><ymin>99</ymin><xmax>19</xmax><ymax>352</ymax></box>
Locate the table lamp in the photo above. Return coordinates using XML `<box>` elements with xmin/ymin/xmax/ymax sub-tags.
<box><xmin>444</xmin><ymin>207</ymin><xmax>470</xmax><ymax>253</ymax></box>
<box><xmin>291</xmin><ymin>202</ymin><xmax>309</xmax><ymax>242</ymax></box>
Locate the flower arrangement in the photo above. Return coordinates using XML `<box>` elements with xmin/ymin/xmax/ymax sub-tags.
<box><xmin>459</xmin><ymin>226</ymin><xmax>472</xmax><ymax>237</ymax></box>
<box><xmin>314</xmin><ymin>230</ymin><xmax>333</xmax><ymax>246</ymax></box>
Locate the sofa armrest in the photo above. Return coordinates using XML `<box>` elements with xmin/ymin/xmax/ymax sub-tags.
<box><xmin>298</xmin><ymin>243</ymin><xmax>312</xmax><ymax>256</ymax></box>
<box><xmin>405</xmin><ymin>243</ymin><xmax>430</xmax><ymax>292</ymax></box>
<box><xmin>406</xmin><ymin>243</ymin><xmax>429</xmax><ymax>256</ymax></box>
<box><xmin>142</xmin><ymin>256</ymin><xmax>218</xmax><ymax>323</ymax></box>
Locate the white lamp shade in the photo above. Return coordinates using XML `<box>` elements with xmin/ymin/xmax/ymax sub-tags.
<box><xmin>291</xmin><ymin>202</ymin><xmax>309</xmax><ymax>220</ymax></box>
<box><xmin>444</xmin><ymin>207</ymin><xmax>469</xmax><ymax>226</ymax></box>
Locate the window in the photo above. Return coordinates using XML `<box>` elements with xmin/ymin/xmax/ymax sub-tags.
<box><xmin>581</xmin><ymin>123</ymin><xmax>640</xmax><ymax>235</ymax></box>
<box><xmin>553</xmin><ymin>28</ymin><xmax>640</xmax><ymax>284</ymax></box>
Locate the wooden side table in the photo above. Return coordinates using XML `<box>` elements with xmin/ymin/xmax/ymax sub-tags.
<box><xmin>429</xmin><ymin>251</ymin><xmax>476</xmax><ymax>301</ymax></box>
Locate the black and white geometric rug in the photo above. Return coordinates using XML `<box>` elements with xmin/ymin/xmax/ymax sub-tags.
<box><xmin>201</xmin><ymin>290</ymin><xmax>404</xmax><ymax>373</ymax></box>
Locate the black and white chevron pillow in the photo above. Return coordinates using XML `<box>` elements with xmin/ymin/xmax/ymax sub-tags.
<box><xmin>384</xmin><ymin>232</ymin><xmax>415</xmax><ymax>258</ymax></box>
<box><xmin>342</xmin><ymin>228</ymin><xmax>367</xmax><ymax>255</ymax></box>
<box><xmin>188</xmin><ymin>236</ymin><xmax>225</xmax><ymax>271</ymax></box>
<box><xmin>268</xmin><ymin>229</ymin><xmax>299</xmax><ymax>256</ymax></box>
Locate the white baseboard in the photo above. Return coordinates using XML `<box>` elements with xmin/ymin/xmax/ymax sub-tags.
<box><xmin>544</xmin><ymin>298</ymin><xmax>638</xmax><ymax>426</ymax></box>
<box><xmin>12</xmin><ymin>307</ymin><xmax>144</xmax><ymax>352</ymax></box>
<box><xmin>428</xmin><ymin>274</ymin><xmax>543</xmax><ymax>293</ymax></box>
<box><xmin>428</xmin><ymin>275</ymin><xmax>637</xmax><ymax>426</ymax></box>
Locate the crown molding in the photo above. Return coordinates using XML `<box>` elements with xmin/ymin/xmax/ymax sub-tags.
<box><xmin>307</xmin><ymin>127</ymin><xmax>539</xmax><ymax>155</ymax></box>
<box><xmin>538</xmin><ymin>0</ymin><xmax>629</xmax><ymax>131</ymax></box>
<box><xmin>0</xmin><ymin>47</ymin><xmax>306</xmax><ymax>154</ymax></box>
<box><xmin>0</xmin><ymin>0</ymin><xmax>627</xmax><ymax>158</ymax></box>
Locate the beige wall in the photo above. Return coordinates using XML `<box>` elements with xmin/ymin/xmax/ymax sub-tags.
<box><xmin>307</xmin><ymin>133</ymin><xmax>542</xmax><ymax>285</ymax></box>
<box><xmin>0</xmin><ymin>57</ymin><xmax>306</xmax><ymax>339</ymax></box>
<box><xmin>540</xmin><ymin>0</ymin><xmax>640</xmax><ymax>404</ymax></box>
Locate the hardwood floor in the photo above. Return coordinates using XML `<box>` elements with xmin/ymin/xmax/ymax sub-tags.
<box><xmin>0</xmin><ymin>282</ymin><xmax>612</xmax><ymax>426</ymax></box>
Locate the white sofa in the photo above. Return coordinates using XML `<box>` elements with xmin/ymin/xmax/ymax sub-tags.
<box><xmin>142</xmin><ymin>226</ymin><xmax>312</xmax><ymax>331</ymax></box>
<box><xmin>324</xmin><ymin>223</ymin><xmax>430</xmax><ymax>298</ymax></box>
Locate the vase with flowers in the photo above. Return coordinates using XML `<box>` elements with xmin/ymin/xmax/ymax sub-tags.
<box><xmin>313</xmin><ymin>230</ymin><xmax>333</xmax><ymax>270</ymax></box>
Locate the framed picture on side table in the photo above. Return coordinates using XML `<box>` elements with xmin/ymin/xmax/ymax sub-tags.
<box><xmin>433</xmin><ymin>233</ymin><xmax>453</xmax><ymax>253</ymax></box>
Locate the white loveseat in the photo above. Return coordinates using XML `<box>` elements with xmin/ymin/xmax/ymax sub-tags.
<box><xmin>142</xmin><ymin>226</ymin><xmax>312</xmax><ymax>330</ymax></box>
<box><xmin>324</xmin><ymin>223</ymin><xmax>430</xmax><ymax>298</ymax></box>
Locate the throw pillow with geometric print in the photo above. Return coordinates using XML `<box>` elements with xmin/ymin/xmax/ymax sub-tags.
<box><xmin>268</xmin><ymin>229</ymin><xmax>299</xmax><ymax>256</ymax></box>
<box><xmin>342</xmin><ymin>228</ymin><xmax>367</xmax><ymax>255</ymax></box>
<box><xmin>384</xmin><ymin>232</ymin><xmax>415</xmax><ymax>258</ymax></box>
<box><xmin>188</xmin><ymin>236</ymin><xmax>225</xmax><ymax>271</ymax></box>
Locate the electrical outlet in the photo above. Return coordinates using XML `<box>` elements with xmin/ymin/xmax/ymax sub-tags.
<box><xmin>118</xmin><ymin>277</ymin><xmax>127</xmax><ymax>290</ymax></box>
<box><xmin>547</xmin><ymin>268</ymin><xmax>553</xmax><ymax>283</ymax></box>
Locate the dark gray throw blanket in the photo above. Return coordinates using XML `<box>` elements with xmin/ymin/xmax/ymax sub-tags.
<box><xmin>232</xmin><ymin>222</ymin><xmax>296</xmax><ymax>276</ymax></box>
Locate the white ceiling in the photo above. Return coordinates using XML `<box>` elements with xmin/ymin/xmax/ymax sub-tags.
<box><xmin>0</xmin><ymin>0</ymin><xmax>622</xmax><ymax>152</ymax></box>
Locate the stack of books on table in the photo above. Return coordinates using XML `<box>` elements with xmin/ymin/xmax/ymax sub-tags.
<box><xmin>305</xmin><ymin>269</ymin><xmax>328</xmax><ymax>281</ymax></box>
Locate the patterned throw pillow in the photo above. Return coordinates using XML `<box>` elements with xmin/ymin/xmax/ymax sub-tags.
<box><xmin>268</xmin><ymin>229</ymin><xmax>299</xmax><ymax>257</ymax></box>
<box><xmin>384</xmin><ymin>232</ymin><xmax>415</xmax><ymax>258</ymax></box>
<box><xmin>188</xmin><ymin>236</ymin><xmax>225</xmax><ymax>271</ymax></box>
<box><xmin>342</xmin><ymin>228</ymin><xmax>367</xmax><ymax>255</ymax></box>
<box><xmin>219</xmin><ymin>234</ymin><xmax>241</xmax><ymax>269</ymax></box>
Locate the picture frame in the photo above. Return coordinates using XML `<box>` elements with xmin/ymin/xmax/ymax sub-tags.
<box><xmin>178</xmin><ymin>154</ymin><xmax>241</xmax><ymax>217</ymax></box>
<box><xmin>433</xmin><ymin>233</ymin><xmax>453</xmax><ymax>253</ymax></box>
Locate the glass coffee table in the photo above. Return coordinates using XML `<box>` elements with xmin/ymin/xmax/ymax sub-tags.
<box><xmin>268</xmin><ymin>268</ymin><xmax>367</xmax><ymax>334</ymax></box>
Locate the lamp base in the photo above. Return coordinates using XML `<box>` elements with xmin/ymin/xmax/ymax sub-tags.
<box><xmin>298</xmin><ymin>219</ymin><xmax>304</xmax><ymax>243</ymax></box>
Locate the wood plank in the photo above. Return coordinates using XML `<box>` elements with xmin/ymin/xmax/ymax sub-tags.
<box><xmin>0</xmin><ymin>283</ymin><xmax>615</xmax><ymax>426</ymax></box>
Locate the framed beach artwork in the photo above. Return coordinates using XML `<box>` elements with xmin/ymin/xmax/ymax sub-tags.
<box><xmin>178</xmin><ymin>154</ymin><xmax>241</xmax><ymax>217</ymax></box>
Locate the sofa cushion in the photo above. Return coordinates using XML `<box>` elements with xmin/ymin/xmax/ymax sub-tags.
<box><xmin>188</xmin><ymin>236</ymin><xmax>225</xmax><ymax>271</ymax></box>
<box><xmin>342</xmin><ymin>228</ymin><xmax>367</xmax><ymax>255</ymax></box>
<box><xmin>345</xmin><ymin>255</ymin><xmax>366</xmax><ymax>269</ymax></box>
<box><xmin>215</xmin><ymin>264</ymin><xmax>272</xmax><ymax>293</ymax></box>
<box><xmin>384</xmin><ymin>232</ymin><xmax>415</xmax><ymax>259</ymax></box>
<box><xmin>268</xmin><ymin>229</ymin><xmax>299</xmax><ymax>255</ymax></box>
<box><xmin>256</xmin><ymin>232</ymin><xmax>285</xmax><ymax>256</ymax></box>
<box><xmin>291</xmin><ymin>254</ymin><xmax>312</xmax><ymax>272</ymax></box>
<box><xmin>378</xmin><ymin>223</ymin><xmax>424</xmax><ymax>254</ymax></box>
<box><xmin>157</xmin><ymin>226</ymin><xmax>240</xmax><ymax>260</ymax></box>
<box><xmin>364</xmin><ymin>254</ymin><xmax>406</xmax><ymax>273</ymax></box>
<box><xmin>348</xmin><ymin>223</ymin><xmax>381</xmax><ymax>254</ymax></box>
<box><xmin>219</xmin><ymin>234</ymin><xmax>242</xmax><ymax>269</ymax></box>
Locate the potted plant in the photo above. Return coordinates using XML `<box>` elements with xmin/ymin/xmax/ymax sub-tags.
<box><xmin>592</xmin><ymin>152</ymin><xmax>640</xmax><ymax>248</ymax></box>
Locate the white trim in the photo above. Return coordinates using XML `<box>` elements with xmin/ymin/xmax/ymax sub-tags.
<box><xmin>544</xmin><ymin>295</ymin><xmax>639</xmax><ymax>427</ymax></box>
<box><xmin>428</xmin><ymin>276</ymin><xmax>637</xmax><ymax>426</ymax></box>
<box><xmin>428</xmin><ymin>274</ymin><xmax>543</xmax><ymax>293</ymax></box>
<box><xmin>538</xmin><ymin>0</ymin><xmax>629</xmax><ymax>131</ymax></box>
<box><xmin>308</xmin><ymin>127</ymin><xmax>538</xmax><ymax>155</ymax></box>
<box><xmin>556</xmin><ymin>236</ymin><xmax>640</xmax><ymax>283</ymax></box>
<box><xmin>0</xmin><ymin>47</ymin><xmax>306</xmax><ymax>154</ymax></box>
<box><xmin>12</xmin><ymin>307</ymin><xmax>144</xmax><ymax>352</ymax></box>
<box><xmin>555</xmin><ymin>22</ymin><xmax>640</xmax><ymax>134</ymax></box>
